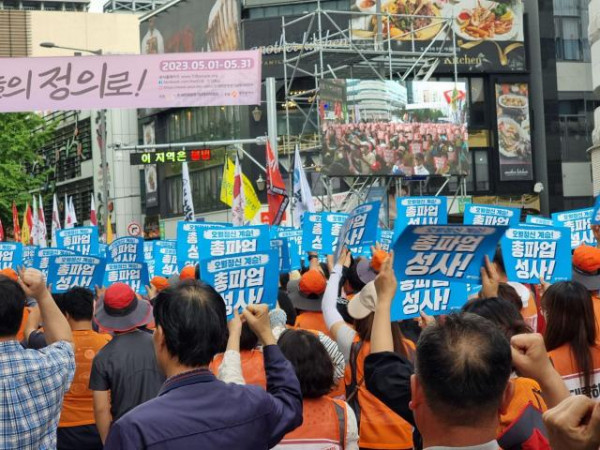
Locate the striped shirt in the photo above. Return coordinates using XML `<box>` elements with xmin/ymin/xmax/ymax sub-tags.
<box><xmin>0</xmin><ymin>340</ymin><xmax>75</xmax><ymax>449</ymax></box>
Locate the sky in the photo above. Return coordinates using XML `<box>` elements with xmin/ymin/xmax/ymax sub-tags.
<box><xmin>89</xmin><ymin>0</ymin><xmax>103</xmax><ymax>12</ymax></box>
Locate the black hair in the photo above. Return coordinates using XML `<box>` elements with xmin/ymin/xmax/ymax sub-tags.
<box><xmin>462</xmin><ymin>297</ymin><xmax>532</xmax><ymax>340</ymax></box>
<box><xmin>153</xmin><ymin>279</ymin><xmax>228</xmax><ymax>367</ymax></box>
<box><xmin>345</xmin><ymin>258</ymin><xmax>366</xmax><ymax>293</ymax></box>
<box><xmin>239</xmin><ymin>322</ymin><xmax>259</xmax><ymax>351</ymax></box>
<box><xmin>0</xmin><ymin>275</ymin><xmax>26</xmax><ymax>337</ymax></box>
<box><xmin>279</xmin><ymin>273</ymin><xmax>290</xmax><ymax>291</ymax></box>
<box><xmin>416</xmin><ymin>313</ymin><xmax>512</xmax><ymax>425</ymax></box>
<box><xmin>493</xmin><ymin>246</ymin><xmax>506</xmax><ymax>276</ymax></box>
<box><xmin>543</xmin><ymin>281</ymin><xmax>596</xmax><ymax>394</ymax></box>
<box><xmin>497</xmin><ymin>283</ymin><xmax>523</xmax><ymax>311</ymax></box>
<box><xmin>59</xmin><ymin>287</ymin><xmax>94</xmax><ymax>321</ymax></box>
<box><xmin>277</xmin><ymin>289</ymin><xmax>297</xmax><ymax>326</ymax></box>
<box><xmin>278</xmin><ymin>329</ymin><xmax>334</xmax><ymax>398</ymax></box>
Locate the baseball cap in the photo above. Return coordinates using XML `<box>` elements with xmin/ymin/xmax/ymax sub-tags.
<box><xmin>347</xmin><ymin>281</ymin><xmax>378</xmax><ymax>320</ymax></box>
<box><xmin>572</xmin><ymin>245</ymin><xmax>600</xmax><ymax>291</ymax></box>
<box><xmin>150</xmin><ymin>276</ymin><xmax>169</xmax><ymax>292</ymax></box>
<box><xmin>0</xmin><ymin>268</ymin><xmax>18</xmax><ymax>282</ymax></box>
<box><xmin>356</xmin><ymin>250</ymin><xmax>389</xmax><ymax>285</ymax></box>
<box><xmin>94</xmin><ymin>283</ymin><xmax>153</xmax><ymax>332</ymax></box>
<box><xmin>287</xmin><ymin>269</ymin><xmax>327</xmax><ymax>312</ymax></box>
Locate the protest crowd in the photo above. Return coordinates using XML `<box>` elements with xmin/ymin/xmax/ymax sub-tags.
<box><xmin>4</xmin><ymin>191</ymin><xmax>600</xmax><ymax>450</ymax></box>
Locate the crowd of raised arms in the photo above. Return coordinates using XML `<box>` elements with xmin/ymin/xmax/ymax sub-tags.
<box><xmin>4</xmin><ymin>231</ymin><xmax>600</xmax><ymax>450</ymax></box>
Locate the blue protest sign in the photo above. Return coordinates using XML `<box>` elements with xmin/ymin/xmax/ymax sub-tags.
<box><xmin>393</xmin><ymin>225</ymin><xmax>507</xmax><ymax>283</ymax></box>
<box><xmin>270</xmin><ymin>238</ymin><xmax>291</xmax><ymax>273</ymax></box>
<box><xmin>463</xmin><ymin>204</ymin><xmax>521</xmax><ymax>227</ymax></box>
<box><xmin>593</xmin><ymin>197</ymin><xmax>600</xmax><ymax>225</ymax></box>
<box><xmin>552</xmin><ymin>208</ymin><xmax>596</xmax><ymax>249</ymax></box>
<box><xmin>501</xmin><ymin>227</ymin><xmax>572</xmax><ymax>283</ymax></box>
<box><xmin>526</xmin><ymin>216</ymin><xmax>554</xmax><ymax>226</ymax></box>
<box><xmin>108</xmin><ymin>237</ymin><xmax>145</xmax><ymax>263</ymax></box>
<box><xmin>153</xmin><ymin>240</ymin><xmax>178</xmax><ymax>278</ymax></box>
<box><xmin>274</xmin><ymin>227</ymin><xmax>302</xmax><ymax>270</ymax></box>
<box><xmin>176</xmin><ymin>221</ymin><xmax>229</xmax><ymax>270</ymax></box>
<box><xmin>335</xmin><ymin>202</ymin><xmax>380</xmax><ymax>258</ymax></box>
<box><xmin>33</xmin><ymin>248</ymin><xmax>76</xmax><ymax>276</ymax></box>
<box><xmin>0</xmin><ymin>243</ymin><xmax>23</xmax><ymax>270</ymax></box>
<box><xmin>196</xmin><ymin>225</ymin><xmax>270</xmax><ymax>263</ymax></box>
<box><xmin>23</xmin><ymin>245</ymin><xmax>38</xmax><ymax>268</ymax></box>
<box><xmin>56</xmin><ymin>226</ymin><xmax>99</xmax><ymax>255</ymax></box>
<box><xmin>143</xmin><ymin>241</ymin><xmax>155</xmax><ymax>278</ymax></box>
<box><xmin>324</xmin><ymin>213</ymin><xmax>349</xmax><ymax>255</ymax></box>
<box><xmin>199</xmin><ymin>250</ymin><xmax>279</xmax><ymax>318</ymax></box>
<box><xmin>302</xmin><ymin>213</ymin><xmax>324</xmax><ymax>254</ymax></box>
<box><xmin>103</xmin><ymin>262</ymin><xmax>150</xmax><ymax>295</ymax></box>
<box><xmin>378</xmin><ymin>229</ymin><xmax>395</xmax><ymax>252</ymax></box>
<box><xmin>392</xmin><ymin>280</ymin><xmax>469</xmax><ymax>321</ymax></box>
<box><xmin>47</xmin><ymin>255</ymin><xmax>105</xmax><ymax>294</ymax></box>
<box><xmin>394</xmin><ymin>197</ymin><xmax>448</xmax><ymax>238</ymax></box>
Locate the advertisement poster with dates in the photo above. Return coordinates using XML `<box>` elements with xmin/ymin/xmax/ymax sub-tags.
<box><xmin>495</xmin><ymin>83</ymin><xmax>532</xmax><ymax>181</ymax></box>
<box><xmin>350</xmin><ymin>0</ymin><xmax>526</xmax><ymax>73</ymax></box>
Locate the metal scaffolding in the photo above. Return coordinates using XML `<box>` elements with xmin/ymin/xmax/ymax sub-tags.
<box><xmin>281</xmin><ymin>0</ymin><xmax>466</xmax><ymax>223</ymax></box>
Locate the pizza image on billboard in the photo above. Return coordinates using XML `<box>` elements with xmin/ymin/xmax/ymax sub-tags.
<box><xmin>321</xmin><ymin>79</ymin><xmax>470</xmax><ymax>177</ymax></box>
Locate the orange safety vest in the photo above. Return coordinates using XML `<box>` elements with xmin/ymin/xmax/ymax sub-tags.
<box><xmin>345</xmin><ymin>338</ymin><xmax>415</xmax><ymax>449</ymax></box>
<box><xmin>279</xmin><ymin>397</ymin><xmax>347</xmax><ymax>449</ymax></box>
<box><xmin>17</xmin><ymin>307</ymin><xmax>30</xmax><ymax>343</ymax></box>
<box><xmin>549</xmin><ymin>343</ymin><xmax>600</xmax><ymax>399</ymax></box>
<box><xmin>210</xmin><ymin>349</ymin><xmax>267</xmax><ymax>389</ymax></box>
<box><xmin>498</xmin><ymin>377</ymin><xmax>547</xmax><ymax>435</ymax></box>
<box><xmin>295</xmin><ymin>311</ymin><xmax>331</xmax><ymax>338</ymax></box>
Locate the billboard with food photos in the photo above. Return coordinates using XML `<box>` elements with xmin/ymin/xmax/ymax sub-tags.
<box><xmin>350</xmin><ymin>0</ymin><xmax>526</xmax><ymax>73</ymax></box>
<box><xmin>495</xmin><ymin>83</ymin><xmax>532</xmax><ymax>181</ymax></box>
<box><xmin>321</xmin><ymin>79</ymin><xmax>470</xmax><ymax>177</ymax></box>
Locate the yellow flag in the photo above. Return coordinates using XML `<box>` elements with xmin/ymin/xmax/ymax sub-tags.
<box><xmin>106</xmin><ymin>214</ymin><xmax>114</xmax><ymax>244</ymax></box>
<box><xmin>220</xmin><ymin>157</ymin><xmax>260</xmax><ymax>222</ymax></box>
<box><xmin>21</xmin><ymin>203</ymin><xmax>30</xmax><ymax>246</ymax></box>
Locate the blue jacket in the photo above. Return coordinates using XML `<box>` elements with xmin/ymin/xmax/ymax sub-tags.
<box><xmin>104</xmin><ymin>345</ymin><xmax>303</xmax><ymax>449</ymax></box>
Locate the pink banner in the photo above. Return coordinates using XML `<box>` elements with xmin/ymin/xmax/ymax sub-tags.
<box><xmin>0</xmin><ymin>50</ymin><xmax>262</xmax><ymax>112</ymax></box>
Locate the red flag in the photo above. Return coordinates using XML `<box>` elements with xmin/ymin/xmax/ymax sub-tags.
<box><xmin>25</xmin><ymin>204</ymin><xmax>33</xmax><ymax>245</ymax></box>
<box><xmin>266</xmin><ymin>141</ymin><xmax>289</xmax><ymax>225</ymax></box>
<box><xmin>232</xmin><ymin>156</ymin><xmax>245</xmax><ymax>226</ymax></box>
<box><xmin>90</xmin><ymin>193</ymin><xmax>97</xmax><ymax>226</ymax></box>
<box><xmin>0</xmin><ymin>218</ymin><xmax>5</xmax><ymax>242</ymax></box>
<box><xmin>12</xmin><ymin>202</ymin><xmax>20</xmax><ymax>242</ymax></box>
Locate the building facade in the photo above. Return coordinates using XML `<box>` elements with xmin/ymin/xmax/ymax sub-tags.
<box><xmin>0</xmin><ymin>0</ymin><xmax>88</xmax><ymax>11</ymax></box>
<box><xmin>0</xmin><ymin>9</ymin><xmax>141</xmax><ymax>237</ymax></box>
<box><xmin>103</xmin><ymin>0</ymin><xmax>166</xmax><ymax>13</ymax></box>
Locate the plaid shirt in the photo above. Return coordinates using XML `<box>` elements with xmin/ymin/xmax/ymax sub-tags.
<box><xmin>0</xmin><ymin>340</ymin><xmax>75</xmax><ymax>449</ymax></box>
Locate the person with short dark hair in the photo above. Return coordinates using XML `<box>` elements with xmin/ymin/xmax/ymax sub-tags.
<box><xmin>0</xmin><ymin>268</ymin><xmax>75</xmax><ymax>448</ymax></box>
<box><xmin>89</xmin><ymin>283</ymin><xmax>164</xmax><ymax>443</ymax></box>
<box><xmin>273</xmin><ymin>329</ymin><xmax>358</xmax><ymax>449</ymax></box>
<box><xmin>103</xmin><ymin>280</ymin><xmax>303</xmax><ymax>449</ymax></box>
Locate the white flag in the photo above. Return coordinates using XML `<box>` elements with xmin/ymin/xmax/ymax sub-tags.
<box><xmin>292</xmin><ymin>145</ymin><xmax>315</xmax><ymax>226</ymax></box>
<box><xmin>182</xmin><ymin>162</ymin><xmax>195</xmax><ymax>221</ymax></box>
<box><xmin>232</xmin><ymin>155</ymin><xmax>245</xmax><ymax>226</ymax></box>
<box><xmin>51</xmin><ymin>194</ymin><xmax>61</xmax><ymax>247</ymax></box>
<box><xmin>69</xmin><ymin>196</ymin><xmax>78</xmax><ymax>227</ymax></box>
<box><xmin>38</xmin><ymin>194</ymin><xmax>47</xmax><ymax>248</ymax></box>
<box><xmin>31</xmin><ymin>195</ymin><xmax>39</xmax><ymax>246</ymax></box>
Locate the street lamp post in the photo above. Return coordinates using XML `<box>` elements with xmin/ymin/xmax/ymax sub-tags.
<box><xmin>38</xmin><ymin>42</ymin><xmax>110</xmax><ymax>237</ymax></box>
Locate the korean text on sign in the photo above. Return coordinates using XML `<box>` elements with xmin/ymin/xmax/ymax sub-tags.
<box><xmin>324</xmin><ymin>213</ymin><xmax>350</xmax><ymax>255</ymax></box>
<box><xmin>103</xmin><ymin>262</ymin><xmax>150</xmax><ymax>295</ymax></box>
<box><xmin>552</xmin><ymin>208</ymin><xmax>596</xmax><ymax>249</ymax></box>
<box><xmin>22</xmin><ymin>245</ymin><xmax>37</xmax><ymax>268</ymax></box>
<box><xmin>463</xmin><ymin>204</ymin><xmax>520</xmax><ymax>227</ymax></box>
<box><xmin>0</xmin><ymin>50</ymin><xmax>262</xmax><ymax>113</ymax></box>
<box><xmin>274</xmin><ymin>226</ymin><xmax>302</xmax><ymax>270</ymax></box>
<box><xmin>108</xmin><ymin>237</ymin><xmax>145</xmax><ymax>263</ymax></box>
<box><xmin>33</xmin><ymin>248</ymin><xmax>75</xmax><ymax>276</ymax></box>
<box><xmin>176</xmin><ymin>221</ymin><xmax>229</xmax><ymax>270</ymax></box>
<box><xmin>336</xmin><ymin>201</ymin><xmax>380</xmax><ymax>258</ymax></box>
<box><xmin>525</xmin><ymin>215</ymin><xmax>554</xmax><ymax>226</ymax></box>
<box><xmin>56</xmin><ymin>226</ymin><xmax>99</xmax><ymax>256</ymax></box>
<box><xmin>302</xmin><ymin>213</ymin><xmax>324</xmax><ymax>255</ymax></box>
<box><xmin>197</xmin><ymin>225</ymin><xmax>270</xmax><ymax>259</ymax></box>
<box><xmin>199</xmin><ymin>250</ymin><xmax>279</xmax><ymax>318</ymax></box>
<box><xmin>393</xmin><ymin>225</ymin><xmax>507</xmax><ymax>283</ymax></box>
<box><xmin>47</xmin><ymin>256</ymin><xmax>105</xmax><ymax>294</ymax></box>
<box><xmin>501</xmin><ymin>227</ymin><xmax>571</xmax><ymax>283</ymax></box>
<box><xmin>391</xmin><ymin>280</ymin><xmax>469</xmax><ymax>321</ymax></box>
<box><xmin>270</xmin><ymin>238</ymin><xmax>291</xmax><ymax>274</ymax></box>
<box><xmin>394</xmin><ymin>196</ymin><xmax>448</xmax><ymax>238</ymax></box>
<box><xmin>0</xmin><ymin>243</ymin><xmax>23</xmax><ymax>270</ymax></box>
<box><xmin>153</xmin><ymin>241</ymin><xmax>178</xmax><ymax>278</ymax></box>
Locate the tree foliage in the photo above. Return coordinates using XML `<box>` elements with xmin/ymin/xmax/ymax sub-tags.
<box><xmin>0</xmin><ymin>113</ymin><xmax>55</xmax><ymax>236</ymax></box>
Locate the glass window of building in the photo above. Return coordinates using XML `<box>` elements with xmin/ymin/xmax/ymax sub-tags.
<box><xmin>554</xmin><ymin>0</ymin><xmax>590</xmax><ymax>62</ymax></box>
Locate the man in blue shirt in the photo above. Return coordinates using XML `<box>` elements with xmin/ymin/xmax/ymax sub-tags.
<box><xmin>104</xmin><ymin>279</ymin><xmax>303</xmax><ymax>449</ymax></box>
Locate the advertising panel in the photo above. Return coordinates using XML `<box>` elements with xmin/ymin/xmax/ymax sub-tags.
<box><xmin>495</xmin><ymin>83</ymin><xmax>532</xmax><ymax>181</ymax></box>
<box><xmin>143</xmin><ymin>122</ymin><xmax>158</xmax><ymax>208</ymax></box>
<box><xmin>321</xmin><ymin>79</ymin><xmax>469</xmax><ymax>177</ymax></box>
<box><xmin>350</xmin><ymin>0</ymin><xmax>526</xmax><ymax>72</ymax></box>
